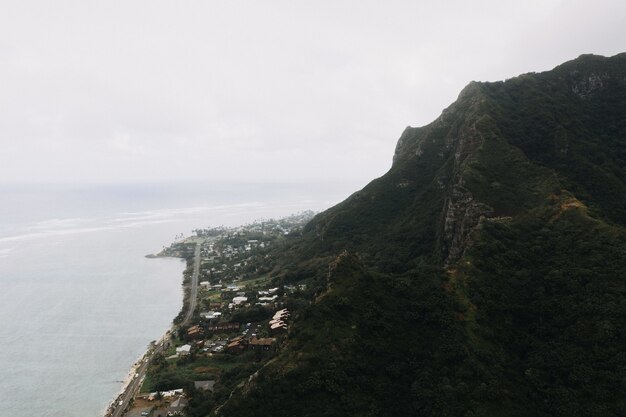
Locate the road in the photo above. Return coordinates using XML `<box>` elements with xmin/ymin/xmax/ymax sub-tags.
<box><xmin>105</xmin><ymin>242</ymin><xmax>201</xmax><ymax>417</ymax></box>
<box><xmin>105</xmin><ymin>330</ymin><xmax>172</xmax><ymax>417</ymax></box>
<box><xmin>182</xmin><ymin>242</ymin><xmax>201</xmax><ymax>326</ymax></box>
<box><xmin>109</xmin><ymin>360</ymin><xmax>147</xmax><ymax>417</ymax></box>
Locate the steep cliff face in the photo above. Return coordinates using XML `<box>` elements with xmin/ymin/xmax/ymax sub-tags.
<box><xmin>302</xmin><ymin>53</ymin><xmax>626</xmax><ymax>267</ymax></box>
<box><xmin>214</xmin><ymin>53</ymin><xmax>626</xmax><ymax>417</ymax></box>
<box><xmin>302</xmin><ymin>82</ymin><xmax>493</xmax><ymax>266</ymax></box>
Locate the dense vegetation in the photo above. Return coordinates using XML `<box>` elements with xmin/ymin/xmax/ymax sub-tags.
<box><xmin>463</xmin><ymin>205</ymin><xmax>626</xmax><ymax>416</ymax></box>
<box><xmin>208</xmin><ymin>53</ymin><xmax>626</xmax><ymax>416</ymax></box>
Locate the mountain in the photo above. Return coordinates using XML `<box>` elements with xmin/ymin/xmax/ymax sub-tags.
<box><xmin>215</xmin><ymin>53</ymin><xmax>626</xmax><ymax>417</ymax></box>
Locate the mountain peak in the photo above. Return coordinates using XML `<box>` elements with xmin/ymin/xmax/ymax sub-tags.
<box><xmin>216</xmin><ymin>54</ymin><xmax>626</xmax><ymax>417</ymax></box>
<box><xmin>308</xmin><ymin>52</ymin><xmax>626</xmax><ymax>267</ymax></box>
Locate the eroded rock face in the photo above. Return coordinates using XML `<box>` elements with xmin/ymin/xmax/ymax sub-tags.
<box><xmin>392</xmin><ymin>126</ymin><xmax>419</xmax><ymax>164</ymax></box>
<box><xmin>392</xmin><ymin>84</ymin><xmax>495</xmax><ymax>265</ymax></box>
<box><xmin>438</xmin><ymin>93</ymin><xmax>494</xmax><ymax>264</ymax></box>
<box><xmin>570</xmin><ymin>72</ymin><xmax>610</xmax><ymax>98</ymax></box>
<box><xmin>442</xmin><ymin>184</ymin><xmax>493</xmax><ymax>264</ymax></box>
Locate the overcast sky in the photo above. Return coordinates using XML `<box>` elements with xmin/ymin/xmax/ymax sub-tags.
<box><xmin>1</xmin><ymin>0</ymin><xmax>624</xmax><ymax>184</ymax></box>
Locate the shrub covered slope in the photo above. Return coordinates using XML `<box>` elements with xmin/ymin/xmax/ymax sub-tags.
<box><xmin>215</xmin><ymin>53</ymin><xmax>626</xmax><ymax>417</ymax></box>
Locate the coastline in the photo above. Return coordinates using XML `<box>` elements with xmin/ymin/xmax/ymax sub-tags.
<box><xmin>102</xmin><ymin>299</ymin><xmax>179</xmax><ymax>417</ymax></box>
<box><xmin>102</xmin><ymin>245</ymin><xmax>195</xmax><ymax>417</ymax></box>
<box><xmin>101</xmin><ymin>351</ymin><xmax>147</xmax><ymax>416</ymax></box>
<box><xmin>100</xmin><ymin>213</ymin><xmax>314</xmax><ymax>417</ymax></box>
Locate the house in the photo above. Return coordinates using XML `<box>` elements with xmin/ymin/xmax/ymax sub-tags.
<box><xmin>226</xmin><ymin>336</ymin><xmax>247</xmax><ymax>354</ymax></box>
<box><xmin>199</xmin><ymin>281</ymin><xmax>210</xmax><ymax>289</ymax></box>
<box><xmin>149</xmin><ymin>388</ymin><xmax>183</xmax><ymax>400</ymax></box>
<box><xmin>175</xmin><ymin>344</ymin><xmax>191</xmax><ymax>356</ymax></box>
<box><xmin>209</xmin><ymin>340</ymin><xmax>227</xmax><ymax>353</ymax></box>
<box><xmin>207</xmin><ymin>322</ymin><xmax>240</xmax><ymax>332</ymax></box>
<box><xmin>200</xmin><ymin>311</ymin><xmax>222</xmax><ymax>320</ymax></box>
<box><xmin>270</xmin><ymin>322</ymin><xmax>288</xmax><ymax>335</ymax></box>
<box><xmin>248</xmin><ymin>337</ymin><xmax>276</xmax><ymax>351</ymax></box>
<box><xmin>167</xmin><ymin>396</ymin><xmax>189</xmax><ymax>415</ymax></box>
<box><xmin>221</xmin><ymin>287</ymin><xmax>240</xmax><ymax>299</ymax></box>
<box><xmin>186</xmin><ymin>325</ymin><xmax>204</xmax><ymax>340</ymax></box>
<box><xmin>272</xmin><ymin>309</ymin><xmax>290</xmax><ymax>321</ymax></box>
<box><xmin>194</xmin><ymin>380</ymin><xmax>216</xmax><ymax>392</ymax></box>
<box><xmin>232</xmin><ymin>296</ymin><xmax>248</xmax><ymax>305</ymax></box>
<box><xmin>270</xmin><ymin>309</ymin><xmax>290</xmax><ymax>333</ymax></box>
<box><xmin>259</xmin><ymin>295</ymin><xmax>278</xmax><ymax>302</ymax></box>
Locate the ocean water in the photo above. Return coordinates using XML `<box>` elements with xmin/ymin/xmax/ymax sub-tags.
<box><xmin>0</xmin><ymin>181</ymin><xmax>359</xmax><ymax>417</ymax></box>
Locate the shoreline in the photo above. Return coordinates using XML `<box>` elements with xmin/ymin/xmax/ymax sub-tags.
<box><xmin>101</xmin><ymin>351</ymin><xmax>148</xmax><ymax>416</ymax></box>
<box><xmin>101</xmin><ymin>305</ymin><xmax>179</xmax><ymax>417</ymax></box>
<box><xmin>102</xmin><ymin>242</ymin><xmax>196</xmax><ymax>417</ymax></box>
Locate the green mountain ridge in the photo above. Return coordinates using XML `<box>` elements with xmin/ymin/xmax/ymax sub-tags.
<box><xmin>215</xmin><ymin>53</ymin><xmax>626</xmax><ymax>416</ymax></box>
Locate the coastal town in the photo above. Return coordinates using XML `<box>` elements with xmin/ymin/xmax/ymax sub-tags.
<box><xmin>104</xmin><ymin>211</ymin><xmax>314</xmax><ymax>417</ymax></box>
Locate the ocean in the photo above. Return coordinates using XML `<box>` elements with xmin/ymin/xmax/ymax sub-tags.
<box><xmin>0</xmin><ymin>181</ymin><xmax>359</xmax><ymax>417</ymax></box>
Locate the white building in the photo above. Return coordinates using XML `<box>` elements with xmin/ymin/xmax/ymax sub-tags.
<box><xmin>232</xmin><ymin>296</ymin><xmax>248</xmax><ymax>305</ymax></box>
<box><xmin>176</xmin><ymin>344</ymin><xmax>191</xmax><ymax>356</ymax></box>
<box><xmin>201</xmin><ymin>311</ymin><xmax>222</xmax><ymax>320</ymax></box>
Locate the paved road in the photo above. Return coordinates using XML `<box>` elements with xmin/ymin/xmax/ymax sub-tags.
<box><xmin>182</xmin><ymin>242</ymin><xmax>201</xmax><ymax>326</ymax></box>
<box><xmin>110</xmin><ymin>361</ymin><xmax>146</xmax><ymax>417</ymax></box>
<box><xmin>105</xmin><ymin>241</ymin><xmax>201</xmax><ymax>417</ymax></box>
<box><xmin>106</xmin><ymin>333</ymin><xmax>169</xmax><ymax>417</ymax></box>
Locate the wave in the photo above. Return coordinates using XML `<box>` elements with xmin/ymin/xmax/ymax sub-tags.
<box><xmin>114</xmin><ymin>201</ymin><xmax>269</xmax><ymax>219</ymax></box>
<box><xmin>0</xmin><ymin>201</ymin><xmax>278</xmax><ymax>246</ymax></box>
<box><xmin>0</xmin><ymin>219</ymin><xmax>176</xmax><ymax>245</ymax></box>
<box><xmin>27</xmin><ymin>217</ymin><xmax>88</xmax><ymax>231</ymax></box>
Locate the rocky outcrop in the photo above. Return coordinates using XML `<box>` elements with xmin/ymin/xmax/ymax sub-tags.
<box><xmin>392</xmin><ymin>126</ymin><xmax>420</xmax><ymax>164</ymax></box>
<box><xmin>307</xmin><ymin>53</ymin><xmax>626</xmax><ymax>270</ymax></box>
<box><xmin>441</xmin><ymin>184</ymin><xmax>493</xmax><ymax>264</ymax></box>
<box><xmin>570</xmin><ymin>72</ymin><xmax>610</xmax><ymax>98</ymax></box>
<box><xmin>440</xmin><ymin>121</ymin><xmax>493</xmax><ymax>263</ymax></box>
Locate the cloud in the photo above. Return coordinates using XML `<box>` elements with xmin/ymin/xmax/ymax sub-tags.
<box><xmin>0</xmin><ymin>0</ymin><xmax>624</xmax><ymax>183</ymax></box>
